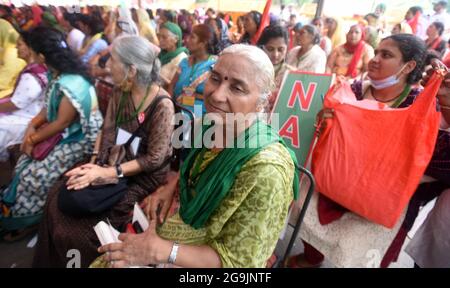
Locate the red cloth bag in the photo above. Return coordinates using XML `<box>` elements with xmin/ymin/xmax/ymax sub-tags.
<box><xmin>311</xmin><ymin>73</ymin><xmax>443</xmax><ymax>228</ymax></box>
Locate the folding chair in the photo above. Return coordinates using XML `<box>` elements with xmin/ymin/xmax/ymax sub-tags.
<box><xmin>273</xmin><ymin>164</ymin><xmax>315</xmax><ymax>268</ymax></box>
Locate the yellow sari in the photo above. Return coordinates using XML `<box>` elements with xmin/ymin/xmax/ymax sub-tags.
<box><xmin>0</xmin><ymin>19</ymin><xmax>26</xmax><ymax>98</ymax></box>
<box><xmin>330</xmin><ymin>18</ymin><xmax>346</xmax><ymax>50</ymax></box>
<box><xmin>137</xmin><ymin>9</ymin><xmax>159</xmax><ymax>46</ymax></box>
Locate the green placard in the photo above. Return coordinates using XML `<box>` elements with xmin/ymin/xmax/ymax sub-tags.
<box><xmin>270</xmin><ymin>71</ymin><xmax>333</xmax><ymax>166</ymax></box>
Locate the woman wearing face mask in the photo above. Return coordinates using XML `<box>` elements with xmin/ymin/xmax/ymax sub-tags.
<box><xmin>286</xmin><ymin>24</ymin><xmax>327</xmax><ymax>74</ymax></box>
<box><xmin>326</xmin><ymin>24</ymin><xmax>374</xmax><ymax>79</ymax></box>
<box><xmin>288</xmin><ymin>34</ymin><xmax>450</xmax><ymax>268</ymax></box>
<box><xmin>258</xmin><ymin>25</ymin><xmax>294</xmax><ymax>111</ymax></box>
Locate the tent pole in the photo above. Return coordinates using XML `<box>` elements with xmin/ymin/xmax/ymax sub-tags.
<box><xmin>314</xmin><ymin>0</ymin><xmax>325</xmax><ymax>19</ymax></box>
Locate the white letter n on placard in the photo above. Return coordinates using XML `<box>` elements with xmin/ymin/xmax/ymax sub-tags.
<box><xmin>287</xmin><ymin>81</ymin><xmax>317</xmax><ymax>112</ymax></box>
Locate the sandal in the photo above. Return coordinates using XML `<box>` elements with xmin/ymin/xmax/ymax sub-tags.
<box><xmin>3</xmin><ymin>225</ymin><xmax>39</xmax><ymax>242</ymax></box>
<box><xmin>286</xmin><ymin>254</ymin><xmax>323</xmax><ymax>268</ymax></box>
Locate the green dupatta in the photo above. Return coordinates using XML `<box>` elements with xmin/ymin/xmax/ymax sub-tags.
<box><xmin>158</xmin><ymin>22</ymin><xmax>189</xmax><ymax>66</ymax></box>
<box><xmin>47</xmin><ymin>74</ymin><xmax>97</xmax><ymax>144</ymax></box>
<box><xmin>179</xmin><ymin>120</ymin><xmax>299</xmax><ymax>229</ymax></box>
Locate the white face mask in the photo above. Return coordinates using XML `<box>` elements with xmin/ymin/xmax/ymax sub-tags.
<box><xmin>368</xmin><ymin>64</ymin><xmax>408</xmax><ymax>90</ymax></box>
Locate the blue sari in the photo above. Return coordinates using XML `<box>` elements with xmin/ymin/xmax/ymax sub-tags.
<box><xmin>174</xmin><ymin>56</ymin><xmax>216</xmax><ymax>118</ymax></box>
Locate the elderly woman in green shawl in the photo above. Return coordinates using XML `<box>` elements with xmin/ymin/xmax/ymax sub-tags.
<box><xmin>98</xmin><ymin>44</ymin><xmax>299</xmax><ymax>268</ymax></box>
<box><xmin>158</xmin><ymin>22</ymin><xmax>188</xmax><ymax>87</ymax></box>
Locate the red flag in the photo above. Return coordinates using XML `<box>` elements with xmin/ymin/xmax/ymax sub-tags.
<box><xmin>407</xmin><ymin>11</ymin><xmax>421</xmax><ymax>35</ymax></box>
<box><xmin>251</xmin><ymin>0</ymin><xmax>272</xmax><ymax>45</ymax></box>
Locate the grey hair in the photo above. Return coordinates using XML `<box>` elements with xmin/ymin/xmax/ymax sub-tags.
<box><xmin>302</xmin><ymin>24</ymin><xmax>321</xmax><ymax>45</ymax></box>
<box><xmin>117</xmin><ymin>7</ymin><xmax>139</xmax><ymax>36</ymax></box>
<box><xmin>112</xmin><ymin>35</ymin><xmax>160</xmax><ymax>85</ymax></box>
<box><xmin>220</xmin><ymin>44</ymin><xmax>275</xmax><ymax>104</ymax></box>
<box><xmin>160</xmin><ymin>26</ymin><xmax>179</xmax><ymax>42</ymax></box>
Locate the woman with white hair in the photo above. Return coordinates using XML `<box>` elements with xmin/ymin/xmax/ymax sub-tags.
<box><xmin>158</xmin><ymin>22</ymin><xmax>188</xmax><ymax>87</ymax></box>
<box><xmin>33</xmin><ymin>35</ymin><xmax>175</xmax><ymax>268</ymax></box>
<box><xmin>96</xmin><ymin>44</ymin><xmax>299</xmax><ymax>268</ymax></box>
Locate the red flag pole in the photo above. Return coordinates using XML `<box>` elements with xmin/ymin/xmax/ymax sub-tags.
<box><xmin>251</xmin><ymin>0</ymin><xmax>272</xmax><ymax>45</ymax></box>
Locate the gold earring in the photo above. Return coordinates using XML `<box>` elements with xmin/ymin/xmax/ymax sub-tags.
<box><xmin>121</xmin><ymin>77</ymin><xmax>133</xmax><ymax>92</ymax></box>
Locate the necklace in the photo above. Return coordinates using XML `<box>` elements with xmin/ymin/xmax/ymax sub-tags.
<box><xmin>370</xmin><ymin>85</ymin><xmax>411</xmax><ymax>108</ymax></box>
<box><xmin>116</xmin><ymin>84</ymin><xmax>152</xmax><ymax>128</ymax></box>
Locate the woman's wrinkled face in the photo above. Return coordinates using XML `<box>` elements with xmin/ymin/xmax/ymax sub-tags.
<box><xmin>368</xmin><ymin>38</ymin><xmax>414</xmax><ymax>81</ymax></box>
<box><xmin>157</xmin><ymin>27</ymin><xmax>178</xmax><ymax>51</ymax></box>
<box><xmin>296</xmin><ymin>27</ymin><xmax>314</xmax><ymax>47</ymax></box>
<box><xmin>243</xmin><ymin>13</ymin><xmax>257</xmax><ymax>35</ymax></box>
<box><xmin>203</xmin><ymin>54</ymin><xmax>263</xmax><ymax>124</ymax></box>
<box><xmin>107</xmin><ymin>50</ymin><xmax>128</xmax><ymax>86</ymax></box>
<box><xmin>347</xmin><ymin>25</ymin><xmax>362</xmax><ymax>45</ymax></box>
<box><xmin>263</xmin><ymin>37</ymin><xmax>287</xmax><ymax>65</ymax></box>
<box><xmin>16</xmin><ymin>37</ymin><xmax>31</xmax><ymax>60</ymax></box>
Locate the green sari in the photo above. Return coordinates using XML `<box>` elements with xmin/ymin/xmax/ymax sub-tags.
<box><xmin>91</xmin><ymin>121</ymin><xmax>298</xmax><ymax>268</ymax></box>
<box><xmin>158</xmin><ymin>121</ymin><xmax>298</xmax><ymax>267</ymax></box>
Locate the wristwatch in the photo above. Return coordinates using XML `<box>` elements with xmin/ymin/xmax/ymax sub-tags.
<box><xmin>115</xmin><ymin>164</ymin><xmax>124</xmax><ymax>179</ymax></box>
